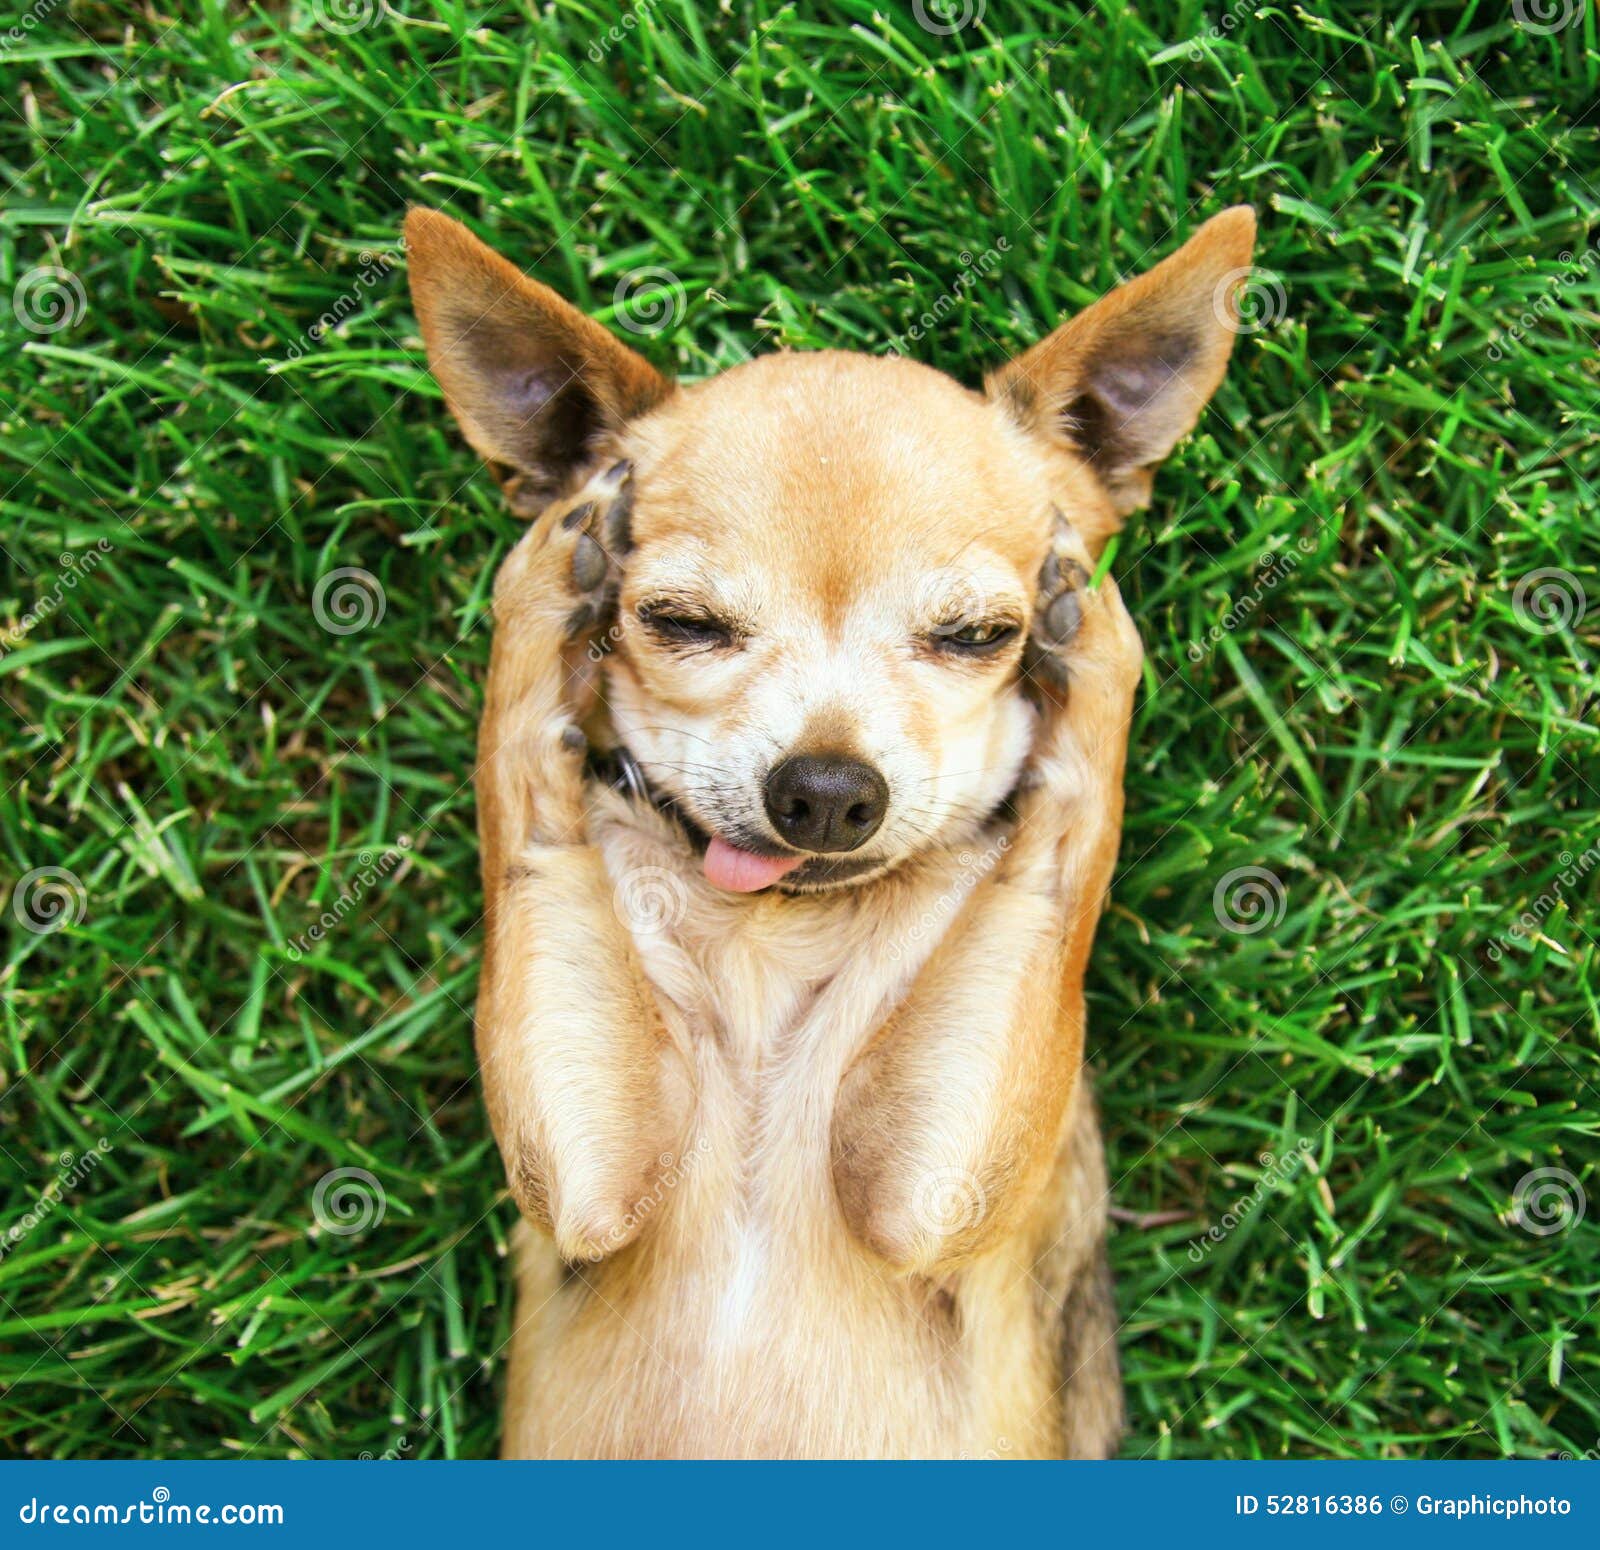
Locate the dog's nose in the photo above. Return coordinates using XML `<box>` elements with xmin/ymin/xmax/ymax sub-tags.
<box><xmin>764</xmin><ymin>755</ymin><xmax>889</xmax><ymax>853</ymax></box>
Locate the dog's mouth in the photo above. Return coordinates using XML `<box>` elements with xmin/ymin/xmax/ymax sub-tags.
<box><xmin>587</xmin><ymin>742</ymin><xmax>894</xmax><ymax>895</ymax></box>
<box><xmin>702</xmin><ymin>834</ymin><xmax>806</xmax><ymax>892</ymax></box>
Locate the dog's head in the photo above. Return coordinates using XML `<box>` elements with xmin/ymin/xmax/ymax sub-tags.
<box><xmin>407</xmin><ymin>207</ymin><xmax>1253</xmax><ymax>892</ymax></box>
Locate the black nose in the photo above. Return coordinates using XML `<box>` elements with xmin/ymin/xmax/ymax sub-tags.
<box><xmin>764</xmin><ymin>755</ymin><xmax>889</xmax><ymax>853</ymax></box>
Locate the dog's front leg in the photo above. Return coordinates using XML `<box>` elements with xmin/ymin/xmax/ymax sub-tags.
<box><xmin>476</xmin><ymin>467</ymin><xmax>691</xmax><ymax>1264</ymax></box>
<box><xmin>832</xmin><ymin>516</ymin><xmax>1142</xmax><ymax>1275</ymax></box>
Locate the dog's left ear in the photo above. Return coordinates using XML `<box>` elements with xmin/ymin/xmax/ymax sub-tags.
<box><xmin>986</xmin><ymin>207</ymin><xmax>1256</xmax><ymax>522</ymax></box>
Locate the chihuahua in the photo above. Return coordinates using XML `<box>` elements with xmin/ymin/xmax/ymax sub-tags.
<box><xmin>404</xmin><ymin>204</ymin><xmax>1254</xmax><ymax>1458</ymax></box>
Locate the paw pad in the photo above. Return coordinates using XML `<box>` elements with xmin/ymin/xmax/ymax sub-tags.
<box><xmin>1023</xmin><ymin>509</ymin><xmax>1089</xmax><ymax>690</ymax></box>
<box><xmin>555</xmin><ymin>460</ymin><xmax>634</xmax><ymax>639</ymax></box>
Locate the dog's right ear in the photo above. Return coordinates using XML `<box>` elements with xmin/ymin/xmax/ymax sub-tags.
<box><xmin>404</xmin><ymin>207</ymin><xmax>673</xmax><ymax>513</ymax></box>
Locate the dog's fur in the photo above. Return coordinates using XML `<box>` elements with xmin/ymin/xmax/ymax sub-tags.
<box><xmin>405</xmin><ymin>205</ymin><xmax>1254</xmax><ymax>1458</ymax></box>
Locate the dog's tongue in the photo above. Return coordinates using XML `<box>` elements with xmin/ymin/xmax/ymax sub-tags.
<box><xmin>703</xmin><ymin>835</ymin><xmax>805</xmax><ymax>893</ymax></box>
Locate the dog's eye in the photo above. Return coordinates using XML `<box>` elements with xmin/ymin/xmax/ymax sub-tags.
<box><xmin>933</xmin><ymin>620</ymin><xmax>1020</xmax><ymax>651</ymax></box>
<box><xmin>638</xmin><ymin>605</ymin><xmax>736</xmax><ymax>648</ymax></box>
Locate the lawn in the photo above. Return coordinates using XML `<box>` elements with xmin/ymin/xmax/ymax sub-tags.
<box><xmin>1</xmin><ymin>0</ymin><xmax>1597</xmax><ymax>1460</ymax></box>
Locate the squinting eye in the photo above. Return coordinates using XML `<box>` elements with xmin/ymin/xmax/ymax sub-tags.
<box><xmin>935</xmin><ymin>620</ymin><xmax>1020</xmax><ymax>650</ymax></box>
<box><xmin>638</xmin><ymin>605</ymin><xmax>736</xmax><ymax>648</ymax></box>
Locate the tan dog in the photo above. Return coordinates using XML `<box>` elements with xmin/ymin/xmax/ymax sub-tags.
<box><xmin>405</xmin><ymin>205</ymin><xmax>1254</xmax><ymax>1458</ymax></box>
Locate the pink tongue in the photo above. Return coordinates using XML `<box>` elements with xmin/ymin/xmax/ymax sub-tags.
<box><xmin>703</xmin><ymin>835</ymin><xmax>806</xmax><ymax>893</ymax></box>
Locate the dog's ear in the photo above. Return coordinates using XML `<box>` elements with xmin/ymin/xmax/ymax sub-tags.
<box><xmin>986</xmin><ymin>207</ymin><xmax>1255</xmax><ymax>520</ymax></box>
<box><xmin>404</xmin><ymin>206</ymin><xmax>673</xmax><ymax>513</ymax></box>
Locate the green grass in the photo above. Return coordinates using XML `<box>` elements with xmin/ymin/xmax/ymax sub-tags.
<box><xmin>2</xmin><ymin>0</ymin><xmax>1597</xmax><ymax>1460</ymax></box>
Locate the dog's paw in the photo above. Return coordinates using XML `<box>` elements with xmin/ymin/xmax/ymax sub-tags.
<box><xmin>1021</xmin><ymin>508</ymin><xmax>1092</xmax><ymax>698</ymax></box>
<box><xmin>554</xmin><ymin>458</ymin><xmax>635</xmax><ymax>640</ymax></box>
